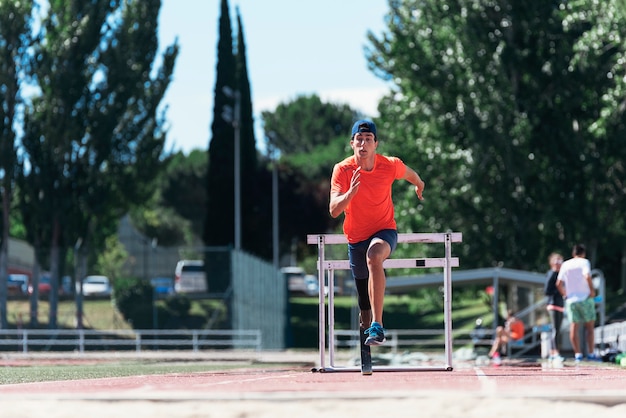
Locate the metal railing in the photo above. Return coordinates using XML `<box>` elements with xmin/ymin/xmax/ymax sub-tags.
<box><xmin>0</xmin><ymin>329</ymin><xmax>262</xmax><ymax>353</ymax></box>
<box><xmin>333</xmin><ymin>328</ymin><xmax>492</xmax><ymax>354</ymax></box>
<box><xmin>595</xmin><ymin>321</ymin><xmax>626</xmax><ymax>352</ymax></box>
<box><xmin>333</xmin><ymin>326</ymin><xmax>551</xmax><ymax>358</ymax></box>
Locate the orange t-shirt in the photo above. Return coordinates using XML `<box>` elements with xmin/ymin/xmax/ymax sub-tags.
<box><xmin>509</xmin><ymin>320</ymin><xmax>525</xmax><ymax>340</ymax></box>
<box><xmin>330</xmin><ymin>154</ymin><xmax>406</xmax><ymax>243</ymax></box>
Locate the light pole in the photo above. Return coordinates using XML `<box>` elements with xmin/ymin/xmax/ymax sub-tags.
<box><xmin>267</xmin><ymin>134</ymin><xmax>279</xmax><ymax>269</ymax></box>
<box><xmin>222</xmin><ymin>86</ymin><xmax>242</xmax><ymax>250</ymax></box>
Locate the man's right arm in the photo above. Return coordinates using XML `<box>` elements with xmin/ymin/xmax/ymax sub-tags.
<box><xmin>329</xmin><ymin>165</ymin><xmax>360</xmax><ymax>218</ymax></box>
<box><xmin>329</xmin><ymin>190</ymin><xmax>350</xmax><ymax>218</ymax></box>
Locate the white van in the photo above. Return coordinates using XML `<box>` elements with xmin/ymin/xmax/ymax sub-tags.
<box><xmin>174</xmin><ymin>260</ymin><xmax>207</xmax><ymax>293</ymax></box>
<box><xmin>281</xmin><ymin>266</ymin><xmax>307</xmax><ymax>295</ymax></box>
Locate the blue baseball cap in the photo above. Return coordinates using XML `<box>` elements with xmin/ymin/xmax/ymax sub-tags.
<box><xmin>351</xmin><ymin>120</ymin><xmax>377</xmax><ymax>137</ymax></box>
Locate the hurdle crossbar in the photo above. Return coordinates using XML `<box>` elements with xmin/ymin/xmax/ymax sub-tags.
<box><xmin>307</xmin><ymin>232</ymin><xmax>462</xmax><ymax>373</ymax></box>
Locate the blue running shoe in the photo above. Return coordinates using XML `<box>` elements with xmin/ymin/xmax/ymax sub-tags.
<box><xmin>586</xmin><ymin>353</ymin><xmax>601</xmax><ymax>362</ymax></box>
<box><xmin>364</xmin><ymin>322</ymin><xmax>386</xmax><ymax>346</ymax></box>
<box><xmin>574</xmin><ymin>353</ymin><xmax>583</xmax><ymax>363</ymax></box>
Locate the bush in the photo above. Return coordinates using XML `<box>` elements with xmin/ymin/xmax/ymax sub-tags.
<box><xmin>165</xmin><ymin>295</ymin><xmax>191</xmax><ymax>317</ymax></box>
<box><xmin>113</xmin><ymin>277</ymin><xmax>154</xmax><ymax>329</ymax></box>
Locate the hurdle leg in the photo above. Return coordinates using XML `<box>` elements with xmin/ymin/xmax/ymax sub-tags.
<box><xmin>316</xmin><ymin>236</ymin><xmax>327</xmax><ymax>372</ymax></box>
<box><xmin>328</xmin><ymin>269</ymin><xmax>336</xmax><ymax>367</ymax></box>
<box><xmin>443</xmin><ymin>232</ymin><xmax>454</xmax><ymax>370</ymax></box>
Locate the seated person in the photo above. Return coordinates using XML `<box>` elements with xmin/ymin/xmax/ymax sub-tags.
<box><xmin>470</xmin><ymin>317</ymin><xmax>487</xmax><ymax>344</ymax></box>
<box><xmin>488</xmin><ymin>310</ymin><xmax>525</xmax><ymax>358</ymax></box>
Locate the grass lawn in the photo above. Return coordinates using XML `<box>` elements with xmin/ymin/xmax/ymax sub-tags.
<box><xmin>0</xmin><ymin>361</ymin><xmax>232</xmax><ymax>385</ymax></box>
<box><xmin>5</xmin><ymin>297</ymin><xmax>225</xmax><ymax>330</ymax></box>
<box><xmin>6</xmin><ymin>299</ymin><xmax>132</xmax><ymax>330</ymax></box>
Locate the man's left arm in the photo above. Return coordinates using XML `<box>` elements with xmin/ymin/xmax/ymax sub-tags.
<box><xmin>586</xmin><ymin>273</ymin><xmax>595</xmax><ymax>298</ymax></box>
<box><xmin>402</xmin><ymin>166</ymin><xmax>425</xmax><ymax>200</ymax></box>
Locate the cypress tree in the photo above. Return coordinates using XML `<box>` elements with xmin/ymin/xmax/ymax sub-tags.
<box><xmin>205</xmin><ymin>0</ymin><xmax>236</xmax><ymax>249</ymax></box>
<box><xmin>235</xmin><ymin>9</ymin><xmax>265</xmax><ymax>258</ymax></box>
<box><xmin>204</xmin><ymin>0</ymin><xmax>237</xmax><ymax>293</ymax></box>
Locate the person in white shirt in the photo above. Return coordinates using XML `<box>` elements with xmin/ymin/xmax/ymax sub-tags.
<box><xmin>556</xmin><ymin>244</ymin><xmax>597</xmax><ymax>362</ymax></box>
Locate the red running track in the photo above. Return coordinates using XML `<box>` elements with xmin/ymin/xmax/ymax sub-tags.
<box><xmin>1</xmin><ymin>360</ymin><xmax>625</xmax><ymax>405</ymax></box>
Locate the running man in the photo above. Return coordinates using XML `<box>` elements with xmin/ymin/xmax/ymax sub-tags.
<box><xmin>329</xmin><ymin>120</ymin><xmax>425</xmax><ymax>345</ymax></box>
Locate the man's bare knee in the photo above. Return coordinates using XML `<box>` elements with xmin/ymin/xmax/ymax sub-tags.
<box><xmin>366</xmin><ymin>240</ymin><xmax>390</xmax><ymax>266</ymax></box>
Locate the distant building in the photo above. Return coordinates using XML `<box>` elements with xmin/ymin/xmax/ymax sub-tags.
<box><xmin>117</xmin><ymin>215</ymin><xmax>180</xmax><ymax>280</ymax></box>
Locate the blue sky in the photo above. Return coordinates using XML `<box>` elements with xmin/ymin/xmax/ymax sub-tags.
<box><xmin>158</xmin><ymin>0</ymin><xmax>390</xmax><ymax>154</ymax></box>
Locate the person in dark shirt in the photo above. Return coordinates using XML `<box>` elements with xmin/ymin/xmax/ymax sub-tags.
<box><xmin>544</xmin><ymin>252</ymin><xmax>565</xmax><ymax>362</ymax></box>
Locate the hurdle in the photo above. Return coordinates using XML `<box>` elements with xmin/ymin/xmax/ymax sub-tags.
<box><xmin>307</xmin><ymin>232</ymin><xmax>462</xmax><ymax>373</ymax></box>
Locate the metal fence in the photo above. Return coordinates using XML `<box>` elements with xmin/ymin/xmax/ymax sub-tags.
<box><xmin>595</xmin><ymin>321</ymin><xmax>626</xmax><ymax>352</ymax></box>
<box><xmin>0</xmin><ymin>329</ymin><xmax>262</xmax><ymax>353</ymax></box>
<box><xmin>231</xmin><ymin>250</ymin><xmax>287</xmax><ymax>350</ymax></box>
<box><xmin>333</xmin><ymin>327</ymin><xmax>550</xmax><ymax>358</ymax></box>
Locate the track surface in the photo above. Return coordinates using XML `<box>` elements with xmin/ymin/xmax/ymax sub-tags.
<box><xmin>1</xmin><ymin>352</ymin><xmax>625</xmax><ymax>418</ymax></box>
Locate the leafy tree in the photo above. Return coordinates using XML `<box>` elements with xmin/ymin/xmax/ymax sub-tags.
<box><xmin>94</xmin><ymin>235</ymin><xmax>129</xmax><ymax>283</ymax></box>
<box><xmin>262</xmin><ymin>94</ymin><xmax>359</xmax><ymax>157</ymax></box>
<box><xmin>130</xmin><ymin>204</ymin><xmax>191</xmax><ymax>248</ymax></box>
<box><xmin>260</xmin><ymin>94</ymin><xmax>362</xmax><ymax>262</ymax></box>
<box><xmin>19</xmin><ymin>0</ymin><xmax>178</xmax><ymax>327</ymax></box>
<box><xmin>160</xmin><ymin>150</ymin><xmax>207</xmax><ymax>240</ymax></box>
<box><xmin>0</xmin><ymin>0</ymin><xmax>33</xmax><ymax>329</ymax></box>
<box><xmin>130</xmin><ymin>150</ymin><xmax>207</xmax><ymax>248</ymax></box>
<box><xmin>366</xmin><ymin>0</ymin><xmax>626</xmax><ymax>288</ymax></box>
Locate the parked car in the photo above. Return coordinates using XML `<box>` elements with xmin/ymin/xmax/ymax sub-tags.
<box><xmin>80</xmin><ymin>275</ymin><xmax>112</xmax><ymax>297</ymax></box>
<box><xmin>29</xmin><ymin>275</ymin><xmax>72</xmax><ymax>298</ymax></box>
<box><xmin>60</xmin><ymin>275</ymin><xmax>74</xmax><ymax>296</ymax></box>
<box><xmin>281</xmin><ymin>266</ymin><xmax>307</xmax><ymax>295</ymax></box>
<box><xmin>302</xmin><ymin>274</ymin><xmax>341</xmax><ymax>297</ymax></box>
<box><xmin>174</xmin><ymin>260</ymin><xmax>207</xmax><ymax>293</ymax></box>
<box><xmin>8</xmin><ymin>274</ymin><xmax>29</xmax><ymax>296</ymax></box>
<box><xmin>303</xmin><ymin>274</ymin><xmax>319</xmax><ymax>297</ymax></box>
<box><xmin>150</xmin><ymin>277</ymin><xmax>175</xmax><ymax>296</ymax></box>
<box><xmin>28</xmin><ymin>275</ymin><xmax>52</xmax><ymax>297</ymax></box>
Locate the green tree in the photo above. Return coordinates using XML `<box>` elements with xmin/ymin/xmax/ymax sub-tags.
<box><xmin>366</xmin><ymin>0</ymin><xmax>626</xmax><ymax>288</ymax></box>
<box><xmin>113</xmin><ymin>277</ymin><xmax>154</xmax><ymax>329</ymax></box>
<box><xmin>19</xmin><ymin>0</ymin><xmax>178</xmax><ymax>328</ymax></box>
<box><xmin>204</xmin><ymin>2</ymin><xmax>262</xmax><ymax>257</ymax></box>
<box><xmin>262</xmin><ymin>94</ymin><xmax>359</xmax><ymax>157</ymax></box>
<box><xmin>204</xmin><ymin>0</ymin><xmax>237</xmax><ymax>293</ymax></box>
<box><xmin>161</xmin><ymin>150</ymin><xmax>208</xmax><ymax>239</ymax></box>
<box><xmin>235</xmin><ymin>9</ymin><xmax>264</xmax><ymax>258</ymax></box>
<box><xmin>130</xmin><ymin>150</ymin><xmax>207</xmax><ymax>248</ymax></box>
<box><xmin>0</xmin><ymin>0</ymin><xmax>33</xmax><ymax>329</ymax></box>
<box><xmin>260</xmin><ymin>94</ymin><xmax>362</xmax><ymax>262</ymax></box>
<box><xmin>94</xmin><ymin>235</ymin><xmax>128</xmax><ymax>283</ymax></box>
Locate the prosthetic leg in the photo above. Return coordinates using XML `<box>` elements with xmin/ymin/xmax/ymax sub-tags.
<box><xmin>359</xmin><ymin>309</ymin><xmax>373</xmax><ymax>375</ymax></box>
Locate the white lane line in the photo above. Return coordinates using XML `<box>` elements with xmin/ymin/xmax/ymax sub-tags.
<box><xmin>474</xmin><ymin>367</ymin><xmax>498</xmax><ymax>394</ymax></box>
<box><xmin>204</xmin><ymin>372</ymin><xmax>303</xmax><ymax>387</ymax></box>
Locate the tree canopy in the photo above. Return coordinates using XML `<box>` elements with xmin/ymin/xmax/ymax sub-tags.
<box><xmin>4</xmin><ymin>0</ymin><xmax>178</xmax><ymax>328</ymax></box>
<box><xmin>0</xmin><ymin>0</ymin><xmax>34</xmax><ymax>329</ymax></box>
<box><xmin>364</xmin><ymin>0</ymin><xmax>626</xmax><ymax>287</ymax></box>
